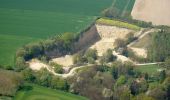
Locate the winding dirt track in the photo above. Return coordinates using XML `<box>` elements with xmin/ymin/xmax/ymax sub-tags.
<box><xmin>29</xmin><ymin>59</ymin><xmax>92</xmax><ymax>78</ymax></box>
<box><xmin>28</xmin><ymin>26</ymin><xmax>159</xmax><ymax>78</ymax></box>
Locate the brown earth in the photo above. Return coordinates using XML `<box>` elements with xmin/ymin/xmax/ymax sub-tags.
<box><xmin>131</xmin><ymin>0</ymin><xmax>170</xmax><ymax>26</ymax></box>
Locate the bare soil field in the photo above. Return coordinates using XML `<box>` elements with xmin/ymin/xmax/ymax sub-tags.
<box><xmin>131</xmin><ymin>0</ymin><xmax>170</xmax><ymax>26</ymax></box>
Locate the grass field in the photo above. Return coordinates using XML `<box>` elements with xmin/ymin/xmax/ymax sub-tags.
<box><xmin>135</xmin><ymin>64</ymin><xmax>163</xmax><ymax>75</ymax></box>
<box><xmin>0</xmin><ymin>0</ymin><xmax>112</xmax><ymax>66</ymax></box>
<box><xmin>14</xmin><ymin>84</ymin><xmax>88</xmax><ymax>100</ymax></box>
<box><xmin>96</xmin><ymin>18</ymin><xmax>141</xmax><ymax>30</ymax></box>
<box><xmin>112</xmin><ymin>0</ymin><xmax>136</xmax><ymax>17</ymax></box>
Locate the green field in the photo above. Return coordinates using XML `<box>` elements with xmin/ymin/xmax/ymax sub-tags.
<box><xmin>96</xmin><ymin>18</ymin><xmax>140</xmax><ymax>30</ymax></box>
<box><xmin>14</xmin><ymin>84</ymin><xmax>88</xmax><ymax>100</ymax></box>
<box><xmin>135</xmin><ymin>64</ymin><xmax>164</xmax><ymax>75</ymax></box>
<box><xmin>0</xmin><ymin>0</ymin><xmax>113</xmax><ymax>66</ymax></box>
<box><xmin>113</xmin><ymin>0</ymin><xmax>136</xmax><ymax>16</ymax></box>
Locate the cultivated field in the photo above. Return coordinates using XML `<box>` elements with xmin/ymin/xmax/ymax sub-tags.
<box><xmin>14</xmin><ymin>84</ymin><xmax>88</xmax><ymax>100</ymax></box>
<box><xmin>0</xmin><ymin>0</ymin><xmax>112</xmax><ymax>66</ymax></box>
<box><xmin>112</xmin><ymin>0</ymin><xmax>136</xmax><ymax>17</ymax></box>
<box><xmin>132</xmin><ymin>0</ymin><xmax>170</xmax><ymax>26</ymax></box>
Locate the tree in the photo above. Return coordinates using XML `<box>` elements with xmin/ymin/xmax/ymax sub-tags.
<box><xmin>73</xmin><ymin>52</ymin><xmax>86</xmax><ymax>64</ymax></box>
<box><xmin>50</xmin><ymin>63</ymin><xmax>63</xmax><ymax>74</ymax></box>
<box><xmin>113</xmin><ymin>86</ymin><xmax>131</xmax><ymax>100</ymax></box>
<box><xmin>87</xmin><ymin>57</ymin><xmax>95</xmax><ymax>64</ymax></box>
<box><xmin>148</xmin><ymin>87</ymin><xmax>166</xmax><ymax>100</ymax></box>
<box><xmin>165</xmin><ymin>57</ymin><xmax>170</xmax><ymax>69</ymax></box>
<box><xmin>159</xmin><ymin>70</ymin><xmax>166</xmax><ymax>83</ymax></box>
<box><xmin>50</xmin><ymin>76</ymin><xmax>69</xmax><ymax>90</ymax></box>
<box><xmin>115</xmin><ymin>75</ymin><xmax>126</xmax><ymax>87</ymax></box>
<box><xmin>144</xmin><ymin>73</ymin><xmax>149</xmax><ymax>81</ymax></box>
<box><xmin>130</xmin><ymin>81</ymin><xmax>140</xmax><ymax>95</ymax></box>
<box><xmin>126</xmin><ymin>32</ymin><xmax>136</xmax><ymax>44</ymax></box>
<box><xmin>148</xmin><ymin>28</ymin><xmax>170</xmax><ymax>62</ymax></box>
<box><xmin>15</xmin><ymin>57</ymin><xmax>27</xmax><ymax>71</ymax></box>
<box><xmin>84</xmin><ymin>49</ymin><xmax>97</xmax><ymax>60</ymax></box>
<box><xmin>114</xmin><ymin>38</ymin><xmax>126</xmax><ymax>48</ymax></box>
<box><xmin>35</xmin><ymin>68</ymin><xmax>52</xmax><ymax>87</ymax></box>
<box><xmin>110</xmin><ymin>64</ymin><xmax>118</xmax><ymax>79</ymax></box>
<box><xmin>22</xmin><ymin>68</ymin><xmax>35</xmax><ymax>82</ymax></box>
<box><xmin>102</xmin><ymin>49</ymin><xmax>117</xmax><ymax>63</ymax></box>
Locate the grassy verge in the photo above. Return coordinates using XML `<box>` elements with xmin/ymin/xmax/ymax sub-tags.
<box><xmin>96</xmin><ymin>18</ymin><xmax>141</xmax><ymax>31</ymax></box>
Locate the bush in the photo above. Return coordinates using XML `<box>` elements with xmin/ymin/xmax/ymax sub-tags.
<box><xmin>84</xmin><ymin>49</ymin><xmax>97</xmax><ymax>60</ymax></box>
<box><xmin>0</xmin><ymin>69</ymin><xmax>23</xmax><ymax>96</ymax></box>
<box><xmin>101</xmin><ymin>49</ymin><xmax>117</xmax><ymax>63</ymax></box>
<box><xmin>73</xmin><ymin>52</ymin><xmax>87</xmax><ymax>64</ymax></box>
<box><xmin>34</xmin><ymin>68</ymin><xmax>52</xmax><ymax>87</ymax></box>
<box><xmin>21</xmin><ymin>68</ymin><xmax>35</xmax><ymax>82</ymax></box>
<box><xmin>50</xmin><ymin>76</ymin><xmax>69</xmax><ymax>91</ymax></box>
<box><xmin>126</xmin><ymin>32</ymin><xmax>137</xmax><ymax>44</ymax></box>
<box><xmin>53</xmin><ymin>63</ymin><xmax>63</xmax><ymax>74</ymax></box>
<box><xmin>116</xmin><ymin>75</ymin><xmax>126</xmax><ymax>86</ymax></box>
<box><xmin>87</xmin><ymin>57</ymin><xmax>95</xmax><ymax>64</ymax></box>
<box><xmin>114</xmin><ymin>38</ymin><xmax>126</xmax><ymax>48</ymax></box>
<box><xmin>15</xmin><ymin>57</ymin><xmax>28</xmax><ymax>71</ymax></box>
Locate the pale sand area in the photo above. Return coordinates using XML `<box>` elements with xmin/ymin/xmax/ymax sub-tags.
<box><xmin>90</xmin><ymin>24</ymin><xmax>134</xmax><ymax>56</ymax></box>
<box><xmin>132</xmin><ymin>0</ymin><xmax>170</xmax><ymax>26</ymax></box>
<box><xmin>51</xmin><ymin>55</ymin><xmax>73</xmax><ymax>67</ymax></box>
<box><xmin>52</xmin><ymin>24</ymin><xmax>134</xmax><ymax>66</ymax></box>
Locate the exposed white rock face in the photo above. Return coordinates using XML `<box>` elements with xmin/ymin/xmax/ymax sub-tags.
<box><xmin>90</xmin><ymin>24</ymin><xmax>134</xmax><ymax>56</ymax></box>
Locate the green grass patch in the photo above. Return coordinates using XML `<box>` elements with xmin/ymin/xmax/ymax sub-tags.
<box><xmin>135</xmin><ymin>64</ymin><xmax>163</xmax><ymax>75</ymax></box>
<box><xmin>0</xmin><ymin>0</ymin><xmax>113</xmax><ymax>66</ymax></box>
<box><xmin>14</xmin><ymin>84</ymin><xmax>88</xmax><ymax>100</ymax></box>
<box><xmin>0</xmin><ymin>34</ymin><xmax>38</xmax><ymax>66</ymax></box>
<box><xmin>96</xmin><ymin>18</ymin><xmax>141</xmax><ymax>31</ymax></box>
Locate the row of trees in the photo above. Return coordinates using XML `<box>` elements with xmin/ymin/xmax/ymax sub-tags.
<box><xmin>148</xmin><ymin>27</ymin><xmax>170</xmax><ymax>62</ymax></box>
<box><xmin>69</xmin><ymin>60</ymin><xmax>170</xmax><ymax>100</ymax></box>
<box><xmin>22</xmin><ymin>68</ymin><xmax>69</xmax><ymax>91</ymax></box>
<box><xmin>101</xmin><ymin>7</ymin><xmax>153</xmax><ymax>28</ymax></box>
<box><xmin>73</xmin><ymin>48</ymin><xmax>117</xmax><ymax>65</ymax></box>
<box><xmin>15</xmin><ymin>32</ymin><xmax>78</xmax><ymax>72</ymax></box>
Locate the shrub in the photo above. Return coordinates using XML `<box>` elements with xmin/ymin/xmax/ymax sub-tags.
<box><xmin>50</xmin><ymin>76</ymin><xmax>69</xmax><ymax>91</ymax></box>
<box><xmin>0</xmin><ymin>69</ymin><xmax>23</xmax><ymax>96</ymax></box>
<box><xmin>84</xmin><ymin>49</ymin><xmax>97</xmax><ymax>60</ymax></box>
<box><xmin>53</xmin><ymin>63</ymin><xmax>63</xmax><ymax>74</ymax></box>
<box><xmin>116</xmin><ymin>75</ymin><xmax>126</xmax><ymax>86</ymax></box>
<box><xmin>15</xmin><ymin>57</ymin><xmax>28</xmax><ymax>71</ymax></box>
<box><xmin>101</xmin><ymin>49</ymin><xmax>117</xmax><ymax>63</ymax></box>
<box><xmin>73</xmin><ymin>52</ymin><xmax>87</xmax><ymax>64</ymax></box>
<box><xmin>114</xmin><ymin>38</ymin><xmax>126</xmax><ymax>49</ymax></box>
